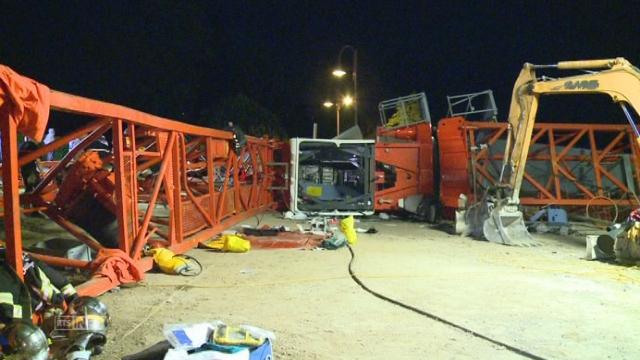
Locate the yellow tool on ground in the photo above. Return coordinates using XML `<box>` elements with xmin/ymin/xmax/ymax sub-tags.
<box><xmin>212</xmin><ymin>325</ymin><xmax>264</xmax><ymax>347</ymax></box>
<box><xmin>148</xmin><ymin>248</ymin><xmax>202</xmax><ymax>276</ymax></box>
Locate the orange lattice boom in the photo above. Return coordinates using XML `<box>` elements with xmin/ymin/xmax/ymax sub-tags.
<box><xmin>0</xmin><ymin>65</ymin><xmax>284</xmax><ymax>295</ymax></box>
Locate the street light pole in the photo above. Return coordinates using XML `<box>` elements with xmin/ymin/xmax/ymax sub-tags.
<box><xmin>323</xmin><ymin>97</ymin><xmax>351</xmax><ymax>136</ymax></box>
<box><xmin>333</xmin><ymin>45</ymin><xmax>358</xmax><ymax>127</ymax></box>
<box><xmin>352</xmin><ymin>49</ymin><xmax>357</xmax><ymax>127</ymax></box>
<box><xmin>336</xmin><ymin>103</ymin><xmax>341</xmax><ymax>136</ymax></box>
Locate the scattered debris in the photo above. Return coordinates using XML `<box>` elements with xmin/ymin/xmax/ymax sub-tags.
<box><xmin>124</xmin><ymin>321</ymin><xmax>274</xmax><ymax>360</ymax></box>
<box><xmin>321</xmin><ymin>233</ymin><xmax>347</xmax><ymax>249</ymax></box>
<box><xmin>378</xmin><ymin>213</ymin><xmax>390</xmax><ymax>220</ymax></box>
<box><xmin>239</xmin><ymin>268</ymin><xmax>255</xmax><ymax>275</ymax></box>
<box><xmin>283</xmin><ymin>211</ymin><xmax>307</xmax><ymax>220</ymax></box>
<box><xmin>309</xmin><ymin>217</ymin><xmax>329</xmax><ymax>235</ymax></box>
<box><xmin>356</xmin><ymin>227</ymin><xmax>378</xmax><ymax>234</ymax></box>
<box><xmin>234</xmin><ymin>215</ymin><xmax>374</xmax><ymax>251</ymax></box>
<box><xmin>530</xmin><ymin>207</ymin><xmax>568</xmax><ymax>224</ymax></box>
<box><xmin>528</xmin><ymin>207</ymin><xmax>571</xmax><ymax>236</ymax></box>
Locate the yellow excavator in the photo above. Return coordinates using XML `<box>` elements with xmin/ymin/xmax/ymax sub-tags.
<box><xmin>474</xmin><ymin>57</ymin><xmax>640</xmax><ymax>246</ymax></box>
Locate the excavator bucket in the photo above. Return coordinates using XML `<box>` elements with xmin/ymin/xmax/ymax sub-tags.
<box><xmin>460</xmin><ymin>200</ymin><xmax>537</xmax><ymax>246</ymax></box>
<box><xmin>482</xmin><ymin>203</ymin><xmax>538</xmax><ymax>246</ymax></box>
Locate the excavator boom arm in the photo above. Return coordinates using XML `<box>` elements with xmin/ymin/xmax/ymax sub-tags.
<box><xmin>506</xmin><ymin>57</ymin><xmax>640</xmax><ymax>202</ymax></box>
<box><xmin>472</xmin><ymin>57</ymin><xmax>640</xmax><ymax>246</ymax></box>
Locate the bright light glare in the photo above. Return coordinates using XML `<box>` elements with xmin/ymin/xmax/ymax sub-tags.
<box><xmin>342</xmin><ymin>95</ymin><xmax>353</xmax><ymax>106</ymax></box>
<box><xmin>332</xmin><ymin>68</ymin><xmax>347</xmax><ymax>77</ymax></box>
<box><xmin>323</xmin><ymin>101</ymin><xmax>334</xmax><ymax>108</ymax></box>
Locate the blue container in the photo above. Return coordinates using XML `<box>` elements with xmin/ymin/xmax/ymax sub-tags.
<box><xmin>250</xmin><ymin>339</ymin><xmax>273</xmax><ymax>360</ymax></box>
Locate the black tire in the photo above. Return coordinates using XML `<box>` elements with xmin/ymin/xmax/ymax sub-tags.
<box><xmin>417</xmin><ymin>198</ymin><xmax>438</xmax><ymax>224</ymax></box>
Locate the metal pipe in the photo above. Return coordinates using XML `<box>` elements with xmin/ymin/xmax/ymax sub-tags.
<box><xmin>27</xmin><ymin>252</ymin><xmax>91</xmax><ymax>269</ymax></box>
<box><xmin>621</xmin><ymin>103</ymin><xmax>640</xmax><ymax>138</ymax></box>
<box><xmin>336</xmin><ymin>103</ymin><xmax>341</xmax><ymax>136</ymax></box>
<box><xmin>336</xmin><ymin>45</ymin><xmax>358</xmax><ymax>126</ymax></box>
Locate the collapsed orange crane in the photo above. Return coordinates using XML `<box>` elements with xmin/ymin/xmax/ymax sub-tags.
<box><xmin>373</xmin><ymin>89</ymin><xmax>640</xmax><ymax>225</ymax></box>
<box><xmin>438</xmin><ymin>117</ymin><xmax>640</xmax><ymax>209</ymax></box>
<box><xmin>374</xmin><ymin>93</ymin><xmax>437</xmax><ymax>221</ymax></box>
<box><xmin>0</xmin><ymin>65</ymin><xmax>284</xmax><ymax>296</ymax></box>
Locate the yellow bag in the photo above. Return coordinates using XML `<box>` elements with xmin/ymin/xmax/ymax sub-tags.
<box><xmin>340</xmin><ymin>216</ymin><xmax>358</xmax><ymax>245</ymax></box>
<box><xmin>201</xmin><ymin>234</ymin><xmax>251</xmax><ymax>253</ymax></box>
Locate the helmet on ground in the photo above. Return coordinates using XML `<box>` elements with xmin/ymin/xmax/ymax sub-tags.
<box><xmin>64</xmin><ymin>296</ymin><xmax>110</xmax><ymax>334</ymax></box>
<box><xmin>4</xmin><ymin>320</ymin><xmax>49</xmax><ymax>360</ymax></box>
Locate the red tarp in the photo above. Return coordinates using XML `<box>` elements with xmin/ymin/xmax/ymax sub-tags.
<box><xmin>244</xmin><ymin>232</ymin><xmax>326</xmax><ymax>249</ymax></box>
<box><xmin>0</xmin><ymin>65</ymin><xmax>50</xmax><ymax>142</ymax></box>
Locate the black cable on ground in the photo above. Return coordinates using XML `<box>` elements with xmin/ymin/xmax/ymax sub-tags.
<box><xmin>346</xmin><ymin>244</ymin><xmax>548</xmax><ymax>360</ymax></box>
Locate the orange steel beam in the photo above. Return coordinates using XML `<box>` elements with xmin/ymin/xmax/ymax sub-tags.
<box><xmin>588</xmin><ymin>129</ymin><xmax>604</xmax><ymax>195</ymax></box>
<box><xmin>131</xmin><ymin>132</ymin><xmax>177</xmax><ymax>259</ymax></box>
<box><xmin>1</xmin><ymin>112</ymin><xmax>24</xmax><ymax>279</ymax></box>
<box><xmin>113</xmin><ymin>119</ymin><xmax>132</xmax><ymax>255</ymax></box>
<box><xmin>547</xmin><ymin>128</ymin><xmax>562</xmax><ymax>199</ymax></box>
<box><xmin>49</xmin><ymin>91</ymin><xmax>232</xmax><ymax>140</ymax></box>
<box><xmin>522</xmin><ymin>172</ymin><xmax>555</xmax><ymax>200</ymax></box>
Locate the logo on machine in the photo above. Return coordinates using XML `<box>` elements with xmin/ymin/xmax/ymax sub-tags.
<box><xmin>564</xmin><ymin>80</ymin><xmax>599</xmax><ymax>90</ymax></box>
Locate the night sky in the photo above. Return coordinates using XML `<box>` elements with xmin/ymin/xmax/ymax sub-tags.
<box><xmin>1</xmin><ymin>1</ymin><xmax>639</xmax><ymax>138</ymax></box>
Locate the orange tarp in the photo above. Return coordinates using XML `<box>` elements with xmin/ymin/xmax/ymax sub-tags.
<box><xmin>0</xmin><ymin>65</ymin><xmax>50</xmax><ymax>142</ymax></box>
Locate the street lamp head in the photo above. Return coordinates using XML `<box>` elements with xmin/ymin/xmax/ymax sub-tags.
<box><xmin>342</xmin><ymin>95</ymin><xmax>353</xmax><ymax>106</ymax></box>
<box><xmin>323</xmin><ymin>101</ymin><xmax>334</xmax><ymax>108</ymax></box>
<box><xmin>332</xmin><ymin>68</ymin><xmax>347</xmax><ymax>78</ymax></box>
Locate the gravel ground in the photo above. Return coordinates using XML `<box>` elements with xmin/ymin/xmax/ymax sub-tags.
<box><xmin>81</xmin><ymin>214</ymin><xmax>640</xmax><ymax>360</ymax></box>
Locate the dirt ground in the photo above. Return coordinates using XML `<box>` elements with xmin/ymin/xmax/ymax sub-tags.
<box><xmin>83</xmin><ymin>213</ymin><xmax>640</xmax><ymax>360</ymax></box>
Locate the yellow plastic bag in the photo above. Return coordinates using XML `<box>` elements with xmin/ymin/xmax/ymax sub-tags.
<box><xmin>201</xmin><ymin>234</ymin><xmax>251</xmax><ymax>253</ymax></box>
<box><xmin>340</xmin><ymin>216</ymin><xmax>358</xmax><ymax>245</ymax></box>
